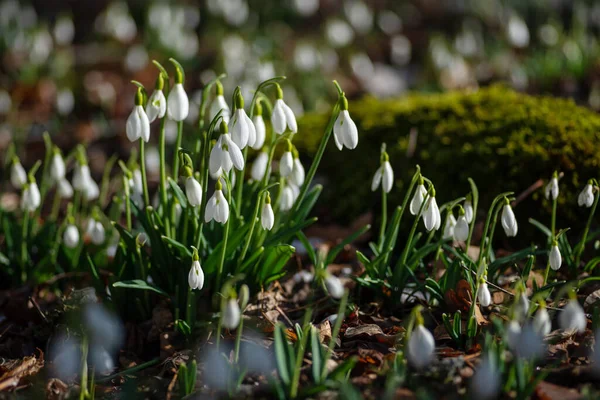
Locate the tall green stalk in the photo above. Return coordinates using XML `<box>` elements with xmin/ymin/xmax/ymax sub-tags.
<box><xmin>575</xmin><ymin>185</ymin><xmax>599</xmax><ymax>266</ymax></box>
<box><xmin>139</xmin><ymin>140</ymin><xmax>150</xmax><ymax>206</ymax></box>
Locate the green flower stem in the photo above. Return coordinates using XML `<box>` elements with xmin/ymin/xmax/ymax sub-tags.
<box><xmin>20</xmin><ymin>210</ymin><xmax>29</xmax><ymax>283</ymax></box>
<box><xmin>237</xmin><ymin>192</ymin><xmax>264</xmax><ymax>269</ymax></box>
<box><xmin>139</xmin><ymin>140</ymin><xmax>150</xmax><ymax>206</ymax></box>
<box><xmin>122</xmin><ymin>176</ymin><xmax>132</xmax><ymax>231</ymax></box>
<box><xmin>290</xmin><ymin>309</ymin><xmax>313</xmax><ymax>398</ymax></box>
<box><xmin>550</xmin><ymin>197</ymin><xmax>557</xmax><ymax>242</ymax></box>
<box><xmin>575</xmin><ymin>190</ymin><xmax>599</xmax><ymax>266</ymax></box>
<box><xmin>378</xmin><ymin>190</ymin><xmax>387</xmax><ymax>251</ymax></box>
<box><xmin>482</xmin><ymin>202</ymin><xmax>504</xmax><ymax>263</ymax></box>
<box><xmin>50</xmin><ymin>190</ymin><xmax>61</xmax><ymax>221</ymax></box>
<box><xmin>476</xmin><ymin>192</ymin><xmax>513</xmax><ymax>267</ymax></box>
<box><xmin>396</xmin><ymin>190</ymin><xmax>430</xmax><ymax>274</ymax></box>
<box><xmin>185</xmin><ymin>286</ymin><xmax>194</xmax><ymax>331</ymax></box>
<box><xmin>215</xmin><ymin>178</ymin><xmax>233</xmax><ymax>292</ymax></box>
<box><xmin>233</xmin><ymin>314</ymin><xmax>244</xmax><ymax>363</ymax></box>
<box><xmin>172</xmin><ymin>121</ymin><xmax>183</xmax><ymax>181</ymax></box>
<box><xmin>234</xmin><ymin>147</ymin><xmax>248</xmax><ymax>218</ymax></box>
<box><xmin>320</xmin><ymin>291</ymin><xmax>348</xmax><ymax>381</ymax></box>
<box><xmin>79</xmin><ymin>335</ymin><xmax>89</xmax><ymax>400</ymax></box>
<box><xmin>158</xmin><ymin>116</ymin><xmax>171</xmax><ymax>234</ymax></box>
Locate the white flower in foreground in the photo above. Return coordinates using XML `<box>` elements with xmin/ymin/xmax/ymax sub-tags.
<box><xmin>559</xmin><ymin>299</ymin><xmax>587</xmax><ymax>333</ymax></box>
<box><xmin>545</xmin><ymin>173</ymin><xmax>559</xmax><ymax>200</ymax></box>
<box><xmin>371</xmin><ymin>153</ymin><xmax>394</xmax><ymax>193</ymax></box>
<box><xmin>222</xmin><ymin>298</ymin><xmax>241</xmax><ymax>329</ymax></box>
<box><xmin>251</xmin><ymin>103</ymin><xmax>266</xmax><ymax>149</ymax></box>
<box><xmin>261</xmin><ymin>194</ymin><xmax>275</xmax><ymax>230</ymax></box>
<box><xmin>251</xmin><ymin>151</ymin><xmax>269</xmax><ymax>181</ymax></box>
<box><xmin>280</xmin><ymin>183</ymin><xmax>299</xmax><ymax>211</ymax></box>
<box><xmin>126</xmin><ymin>89</ymin><xmax>150</xmax><ymax>142</ymax></box>
<box><xmin>167</xmin><ymin>83</ymin><xmax>189</xmax><ymax>121</ymax></box>
<box><xmin>533</xmin><ymin>306</ymin><xmax>551</xmax><ymax>337</ymax></box>
<box><xmin>423</xmin><ymin>191</ymin><xmax>441</xmax><ymax>231</ymax></box>
<box><xmin>471</xmin><ymin>355</ymin><xmax>500</xmax><ymax>400</ymax></box>
<box><xmin>271</xmin><ymin>85</ymin><xmax>297</xmax><ymax>134</ymax></box>
<box><xmin>21</xmin><ymin>181</ymin><xmax>41</xmax><ymax>212</ymax></box>
<box><xmin>209</xmin><ymin>130</ymin><xmax>245</xmax><ymax>177</ymax></box>
<box><xmin>514</xmin><ymin>292</ymin><xmax>530</xmax><ymax>321</ymax></box>
<box><xmin>205</xmin><ymin>182</ymin><xmax>229</xmax><ymax>224</ymax></box>
<box><xmin>210</xmin><ymin>82</ymin><xmax>230</xmax><ymax>124</ymax></box>
<box><xmin>464</xmin><ymin>199</ymin><xmax>474</xmax><ymax>223</ymax></box>
<box><xmin>549</xmin><ymin>242</ymin><xmax>562</xmax><ymax>271</ymax></box>
<box><xmin>87</xmin><ymin>219</ymin><xmax>105</xmax><ymax>245</ymax></box>
<box><xmin>146</xmin><ymin>88</ymin><xmax>166</xmax><ymax>123</ymax></box>
<box><xmin>325</xmin><ymin>274</ymin><xmax>344</xmax><ymax>299</ymax></box>
<box><xmin>514</xmin><ymin>323</ymin><xmax>545</xmax><ymax>359</ymax></box>
<box><xmin>290</xmin><ymin>157</ymin><xmax>305</xmax><ymax>186</ymax></box>
<box><xmin>63</xmin><ymin>225</ymin><xmax>79</xmax><ymax>249</ymax></box>
<box><xmin>501</xmin><ymin>200</ymin><xmax>518</xmax><ymax>237</ymax></box>
<box><xmin>83</xmin><ymin>178</ymin><xmax>99</xmax><ymax>201</ymax></box>
<box><xmin>11</xmin><ymin>159</ymin><xmax>27</xmax><ymax>188</ymax></box>
<box><xmin>506</xmin><ymin>320</ymin><xmax>521</xmax><ymax>350</ymax></box>
<box><xmin>478</xmin><ymin>282</ymin><xmax>491</xmax><ymax>307</ymax></box>
<box><xmin>443</xmin><ymin>213</ymin><xmax>456</xmax><ymax>240</ymax></box>
<box><xmin>279</xmin><ymin>150</ymin><xmax>294</xmax><ymax>177</ymax></box>
<box><xmin>454</xmin><ymin>209</ymin><xmax>469</xmax><ymax>242</ymax></box>
<box><xmin>188</xmin><ymin>251</ymin><xmax>204</xmax><ymax>290</ymax></box>
<box><xmin>57</xmin><ymin>179</ymin><xmax>73</xmax><ymax>199</ymax></box>
<box><xmin>50</xmin><ymin>150</ymin><xmax>66</xmax><ymax>182</ymax></box>
<box><xmin>407</xmin><ymin>324</ymin><xmax>435</xmax><ymax>369</ymax></box>
<box><xmin>185</xmin><ymin>173</ymin><xmax>203</xmax><ymax>207</ymax></box>
<box><xmin>409</xmin><ymin>181</ymin><xmax>427</xmax><ymax>215</ymax></box>
<box><xmin>333</xmin><ymin>97</ymin><xmax>358</xmax><ymax>150</ymax></box>
<box><xmin>578</xmin><ymin>181</ymin><xmax>595</xmax><ymax>208</ymax></box>
<box><xmin>229</xmin><ymin>92</ymin><xmax>256</xmax><ymax>149</ymax></box>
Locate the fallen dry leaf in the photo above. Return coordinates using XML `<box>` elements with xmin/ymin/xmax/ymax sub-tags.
<box><xmin>0</xmin><ymin>350</ymin><xmax>44</xmax><ymax>391</ymax></box>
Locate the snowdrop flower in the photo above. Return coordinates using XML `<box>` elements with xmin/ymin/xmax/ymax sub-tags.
<box><xmin>549</xmin><ymin>241</ymin><xmax>561</xmax><ymax>271</ymax></box>
<box><xmin>423</xmin><ymin>188</ymin><xmax>441</xmax><ymax>231</ymax></box>
<box><xmin>271</xmin><ymin>84</ymin><xmax>297</xmax><ymax>135</ymax></box>
<box><xmin>210</xmin><ymin>81</ymin><xmax>230</xmax><ymax>124</ymax></box>
<box><xmin>325</xmin><ymin>274</ymin><xmax>344</xmax><ymax>299</ymax></box>
<box><xmin>261</xmin><ymin>193</ymin><xmax>275</xmax><ymax>230</ymax></box>
<box><xmin>86</xmin><ymin>218</ymin><xmax>105</xmax><ymax>245</ymax></box>
<box><xmin>50</xmin><ymin>148</ymin><xmax>66</xmax><ymax>182</ymax></box>
<box><xmin>559</xmin><ymin>298</ymin><xmax>587</xmax><ymax>333</ymax></box>
<box><xmin>371</xmin><ymin>152</ymin><xmax>394</xmax><ymax>193</ymax></box>
<box><xmin>229</xmin><ymin>89</ymin><xmax>256</xmax><ymax>149</ymax></box>
<box><xmin>409</xmin><ymin>178</ymin><xmax>427</xmax><ymax>215</ymax></box>
<box><xmin>209</xmin><ymin>122</ymin><xmax>244</xmax><ymax>177</ymax></box>
<box><xmin>183</xmin><ymin>167</ymin><xmax>202</xmax><ymax>207</ymax></box>
<box><xmin>333</xmin><ymin>95</ymin><xmax>358</xmax><ymax>150</ymax></box>
<box><xmin>533</xmin><ymin>304</ymin><xmax>551</xmax><ymax>337</ymax></box>
<box><xmin>251</xmin><ymin>101</ymin><xmax>266</xmax><ymax>149</ymax></box>
<box><xmin>443</xmin><ymin>212</ymin><xmax>456</xmax><ymax>240</ymax></box>
<box><xmin>501</xmin><ymin>199</ymin><xmax>518</xmax><ymax>237</ymax></box>
<box><xmin>280</xmin><ymin>182</ymin><xmax>299</xmax><ymax>211</ymax></box>
<box><xmin>167</xmin><ymin>64</ymin><xmax>189</xmax><ymax>121</ymax></box>
<box><xmin>126</xmin><ymin>88</ymin><xmax>150</xmax><ymax>142</ymax></box>
<box><xmin>222</xmin><ymin>298</ymin><xmax>241</xmax><ymax>329</ymax></box>
<box><xmin>57</xmin><ymin>179</ymin><xmax>73</xmax><ymax>199</ymax></box>
<box><xmin>73</xmin><ymin>162</ymin><xmax>91</xmax><ymax>192</ymax></box>
<box><xmin>10</xmin><ymin>158</ymin><xmax>27</xmax><ymax>188</ymax></box>
<box><xmin>471</xmin><ymin>354</ymin><xmax>500</xmax><ymax>400</ymax></box>
<box><xmin>578</xmin><ymin>180</ymin><xmax>595</xmax><ymax>208</ymax></box>
<box><xmin>145</xmin><ymin>74</ymin><xmax>166</xmax><ymax>123</ymax></box>
<box><xmin>505</xmin><ymin>320</ymin><xmax>521</xmax><ymax>350</ymax></box>
<box><xmin>463</xmin><ymin>197</ymin><xmax>474</xmax><ymax>223</ymax></box>
<box><xmin>251</xmin><ymin>151</ymin><xmax>269</xmax><ymax>182</ymax></box>
<box><xmin>545</xmin><ymin>171</ymin><xmax>559</xmax><ymax>201</ymax></box>
<box><xmin>514</xmin><ymin>291</ymin><xmax>530</xmax><ymax>321</ymax></box>
<box><xmin>290</xmin><ymin>153</ymin><xmax>305</xmax><ymax>186</ymax></box>
<box><xmin>21</xmin><ymin>178</ymin><xmax>41</xmax><ymax>212</ymax></box>
<box><xmin>83</xmin><ymin>178</ymin><xmax>99</xmax><ymax>201</ymax></box>
<box><xmin>205</xmin><ymin>180</ymin><xmax>229</xmax><ymax>224</ymax></box>
<box><xmin>514</xmin><ymin>323</ymin><xmax>545</xmax><ymax>359</ymax></box>
<box><xmin>407</xmin><ymin>314</ymin><xmax>435</xmax><ymax>369</ymax></box>
<box><xmin>478</xmin><ymin>281</ymin><xmax>491</xmax><ymax>307</ymax></box>
<box><xmin>279</xmin><ymin>142</ymin><xmax>294</xmax><ymax>177</ymax></box>
<box><xmin>453</xmin><ymin>207</ymin><xmax>469</xmax><ymax>242</ymax></box>
<box><xmin>63</xmin><ymin>225</ymin><xmax>79</xmax><ymax>249</ymax></box>
<box><xmin>188</xmin><ymin>248</ymin><xmax>204</xmax><ymax>290</ymax></box>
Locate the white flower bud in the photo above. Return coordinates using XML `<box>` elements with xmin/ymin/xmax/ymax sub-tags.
<box><xmin>210</xmin><ymin>94</ymin><xmax>230</xmax><ymax>124</ymax></box>
<box><xmin>290</xmin><ymin>158</ymin><xmax>305</xmax><ymax>187</ymax></box>
<box><xmin>63</xmin><ymin>225</ymin><xmax>80</xmax><ymax>248</ymax></box>
<box><xmin>558</xmin><ymin>299</ymin><xmax>586</xmax><ymax>333</ymax></box>
<box><xmin>230</xmin><ymin>108</ymin><xmax>256</xmax><ymax>149</ymax></box>
<box><xmin>578</xmin><ymin>183</ymin><xmax>594</xmax><ymax>208</ymax></box>
<box><xmin>146</xmin><ymin>89</ymin><xmax>166</xmax><ymax>123</ymax></box>
<box><xmin>50</xmin><ymin>153</ymin><xmax>66</xmax><ymax>182</ymax></box>
<box><xmin>423</xmin><ymin>195</ymin><xmax>441</xmax><ymax>231</ymax></box>
<box><xmin>167</xmin><ymin>83</ymin><xmax>189</xmax><ymax>121</ymax></box>
<box><xmin>279</xmin><ymin>151</ymin><xmax>294</xmax><ymax>177</ymax></box>
<box><xmin>333</xmin><ymin>109</ymin><xmax>358</xmax><ymax>150</ymax></box>
<box><xmin>11</xmin><ymin>161</ymin><xmax>27</xmax><ymax>188</ymax></box>
<box><xmin>21</xmin><ymin>182</ymin><xmax>41</xmax><ymax>212</ymax></box>
<box><xmin>409</xmin><ymin>184</ymin><xmax>427</xmax><ymax>215</ymax></box>
<box><xmin>325</xmin><ymin>274</ymin><xmax>344</xmax><ymax>299</ymax></box>
<box><xmin>251</xmin><ymin>115</ymin><xmax>266</xmax><ymax>149</ymax></box>
<box><xmin>371</xmin><ymin>160</ymin><xmax>394</xmax><ymax>193</ymax></box>
<box><xmin>443</xmin><ymin>213</ymin><xmax>456</xmax><ymax>240</ymax></box>
<box><xmin>533</xmin><ymin>307</ymin><xmax>551</xmax><ymax>337</ymax></box>
<box><xmin>251</xmin><ymin>151</ymin><xmax>269</xmax><ymax>182</ymax></box>
<box><xmin>261</xmin><ymin>202</ymin><xmax>275</xmax><ymax>230</ymax></box>
<box><xmin>478</xmin><ymin>282</ymin><xmax>491</xmax><ymax>307</ymax></box>
<box><xmin>86</xmin><ymin>219</ymin><xmax>105</xmax><ymax>245</ymax></box>
<box><xmin>126</xmin><ymin>105</ymin><xmax>150</xmax><ymax>142</ymax></box>
<box><xmin>549</xmin><ymin>244</ymin><xmax>561</xmax><ymax>271</ymax></box>
<box><xmin>407</xmin><ymin>325</ymin><xmax>435</xmax><ymax>369</ymax></box>
<box><xmin>222</xmin><ymin>298</ymin><xmax>241</xmax><ymax>329</ymax></box>
<box><xmin>464</xmin><ymin>199</ymin><xmax>474</xmax><ymax>223</ymax></box>
<box><xmin>185</xmin><ymin>176</ymin><xmax>203</xmax><ymax>207</ymax></box>
<box><xmin>188</xmin><ymin>259</ymin><xmax>204</xmax><ymax>290</ymax></box>
<box><xmin>501</xmin><ymin>203</ymin><xmax>518</xmax><ymax>237</ymax></box>
<box><xmin>57</xmin><ymin>178</ymin><xmax>73</xmax><ymax>199</ymax></box>
<box><xmin>454</xmin><ymin>214</ymin><xmax>469</xmax><ymax>242</ymax></box>
<box><xmin>545</xmin><ymin>176</ymin><xmax>559</xmax><ymax>200</ymax></box>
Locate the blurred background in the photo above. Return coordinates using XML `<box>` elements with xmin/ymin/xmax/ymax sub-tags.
<box><xmin>1</xmin><ymin>0</ymin><xmax>599</xmax><ymax>167</ymax></box>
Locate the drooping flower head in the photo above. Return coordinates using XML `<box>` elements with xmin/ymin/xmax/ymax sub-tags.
<box><xmin>333</xmin><ymin>94</ymin><xmax>358</xmax><ymax>150</ymax></box>
<box><xmin>251</xmin><ymin>100</ymin><xmax>266</xmax><ymax>149</ymax></box>
<box><xmin>21</xmin><ymin>174</ymin><xmax>41</xmax><ymax>212</ymax></box>
<box><xmin>423</xmin><ymin>187</ymin><xmax>441</xmax><ymax>232</ymax></box>
<box><xmin>229</xmin><ymin>88</ymin><xmax>256</xmax><ymax>149</ymax></box>
<box><xmin>453</xmin><ymin>205</ymin><xmax>469</xmax><ymax>242</ymax></box>
<box><xmin>559</xmin><ymin>294</ymin><xmax>587</xmax><ymax>333</ymax></box>
<box><xmin>501</xmin><ymin>198</ymin><xmax>518</xmax><ymax>237</ymax></box>
<box><xmin>146</xmin><ymin>73</ymin><xmax>167</xmax><ymax>123</ymax></box>
<box><xmin>11</xmin><ymin>157</ymin><xmax>27</xmax><ymax>189</ymax></box>
<box><xmin>210</xmin><ymin>81</ymin><xmax>230</xmax><ymax>125</ymax></box>
<box><xmin>544</xmin><ymin>171</ymin><xmax>559</xmax><ymax>201</ymax></box>
<box><xmin>407</xmin><ymin>306</ymin><xmax>435</xmax><ymax>369</ymax></box>
<box><xmin>409</xmin><ymin>176</ymin><xmax>427</xmax><ymax>215</ymax></box>
<box><xmin>126</xmin><ymin>87</ymin><xmax>150</xmax><ymax>142</ymax></box>
<box><xmin>463</xmin><ymin>194</ymin><xmax>474</xmax><ymax>223</ymax></box>
<box><xmin>50</xmin><ymin>147</ymin><xmax>66</xmax><ymax>183</ymax></box>
<box><xmin>549</xmin><ymin>239</ymin><xmax>562</xmax><ymax>271</ymax></box>
<box><xmin>222</xmin><ymin>295</ymin><xmax>241</xmax><ymax>330</ymax></box>
<box><xmin>183</xmin><ymin>166</ymin><xmax>203</xmax><ymax>207</ymax></box>
<box><xmin>290</xmin><ymin>148</ymin><xmax>305</xmax><ymax>186</ymax></box>
<box><xmin>324</xmin><ymin>273</ymin><xmax>344</xmax><ymax>299</ymax></box>
<box><xmin>279</xmin><ymin>139</ymin><xmax>294</xmax><ymax>178</ymax></box>
<box><xmin>443</xmin><ymin>211</ymin><xmax>457</xmax><ymax>240</ymax></box>
<box><xmin>271</xmin><ymin>84</ymin><xmax>297</xmax><ymax>135</ymax></box>
<box><xmin>261</xmin><ymin>192</ymin><xmax>275</xmax><ymax>230</ymax></box>
<box><xmin>209</xmin><ymin>120</ymin><xmax>245</xmax><ymax>178</ymax></box>
<box><xmin>478</xmin><ymin>278</ymin><xmax>491</xmax><ymax>307</ymax></box>
<box><xmin>167</xmin><ymin>60</ymin><xmax>189</xmax><ymax>121</ymax></box>
<box><xmin>251</xmin><ymin>151</ymin><xmax>269</xmax><ymax>182</ymax></box>
<box><xmin>371</xmin><ymin>150</ymin><xmax>394</xmax><ymax>193</ymax></box>
<box><xmin>533</xmin><ymin>301</ymin><xmax>551</xmax><ymax>337</ymax></box>
<box><xmin>87</xmin><ymin>217</ymin><xmax>105</xmax><ymax>245</ymax></box>
<box><xmin>578</xmin><ymin>180</ymin><xmax>595</xmax><ymax>208</ymax></box>
<box><xmin>188</xmin><ymin>247</ymin><xmax>204</xmax><ymax>291</ymax></box>
<box><xmin>205</xmin><ymin>179</ymin><xmax>229</xmax><ymax>224</ymax></box>
<box><xmin>63</xmin><ymin>224</ymin><xmax>80</xmax><ymax>249</ymax></box>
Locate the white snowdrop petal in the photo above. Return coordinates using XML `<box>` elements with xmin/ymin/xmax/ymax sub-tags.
<box><xmin>271</xmin><ymin>100</ymin><xmax>286</xmax><ymax>134</ymax></box>
<box><xmin>185</xmin><ymin>177</ymin><xmax>203</xmax><ymax>207</ymax></box>
<box><xmin>251</xmin><ymin>152</ymin><xmax>269</xmax><ymax>181</ymax></box>
<box><xmin>126</xmin><ymin>108</ymin><xmax>141</xmax><ymax>142</ymax></box>
<box><xmin>533</xmin><ymin>308</ymin><xmax>551</xmax><ymax>337</ymax></box>
<box><xmin>407</xmin><ymin>325</ymin><xmax>435</xmax><ymax>369</ymax></box>
<box><xmin>371</xmin><ymin>166</ymin><xmax>383</xmax><ymax>192</ymax></box>
<box><xmin>340</xmin><ymin>110</ymin><xmax>358</xmax><ymax>149</ymax></box>
<box><xmin>230</xmin><ymin>109</ymin><xmax>249</xmax><ymax>149</ymax></box>
<box><xmin>209</xmin><ymin>145</ymin><xmax>225</xmax><ymax>176</ymax></box>
<box><xmin>333</xmin><ymin>114</ymin><xmax>344</xmax><ymax>151</ymax></box>
<box><xmin>63</xmin><ymin>225</ymin><xmax>79</xmax><ymax>248</ymax></box>
<box><xmin>280</xmin><ymin>152</ymin><xmax>294</xmax><ymax>177</ymax></box>
<box><xmin>252</xmin><ymin>115</ymin><xmax>266</xmax><ymax>149</ymax></box>
<box><xmin>291</xmin><ymin>158</ymin><xmax>305</xmax><ymax>186</ymax></box>
<box><xmin>454</xmin><ymin>216</ymin><xmax>469</xmax><ymax>241</ymax></box>
<box><xmin>167</xmin><ymin>83</ymin><xmax>189</xmax><ymax>121</ymax></box>
<box><xmin>222</xmin><ymin>298</ymin><xmax>241</xmax><ymax>329</ymax></box>
<box><xmin>245</xmin><ymin>113</ymin><xmax>256</xmax><ymax>148</ymax></box>
<box><xmin>282</xmin><ymin>102</ymin><xmax>297</xmax><ymax>133</ymax></box>
<box><xmin>261</xmin><ymin>203</ymin><xmax>275</xmax><ymax>230</ymax></box>
<box><xmin>464</xmin><ymin>200</ymin><xmax>474</xmax><ymax>223</ymax></box>
<box><xmin>325</xmin><ymin>275</ymin><xmax>344</xmax><ymax>299</ymax></box>
<box><xmin>443</xmin><ymin>214</ymin><xmax>456</xmax><ymax>240</ymax></box>
<box><xmin>478</xmin><ymin>283</ymin><xmax>491</xmax><ymax>307</ymax></box>
<box><xmin>382</xmin><ymin>161</ymin><xmax>394</xmax><ymax>193</ymax></box>
<box><xmin>204</xmin><ymin>196</ymin><xmax>217</xmax><ymax>222</ymax></box>
<box><xmin>409</xmin><ymin>185</ymin><xmax>426</xmax><ymax>215</ymax></box>
<box><xmin>50</xmin><ymin>154</ymin><xmax>66</xmax><ymax>182</ymax></box>
<box><xmin>58</xmin><ymin>179</ymin><xmax>73</xmax><ymax>199</ymax></box>
<box><xmin>559</xmin><ymin>300</ymin><xmax>587</xmax><ymax>333</ymax></box>
<box><xmin>501</xmin><ymin>205</ymin><xmax>518</xmax><ymax>237</ymax></box>
<box><xmin>11</xmin><ymin>162</ymin><xmax>27</xmax><ymax>188</ymax></box>
<box><xmin>549</xmin><ymin>245</ymin><xmax>562</xmax><ymax>271</ymax></box>
<box><xmin>138</xmin><ymin>106</ymin><xmax>151</xmax><ymax>142</ymax></box>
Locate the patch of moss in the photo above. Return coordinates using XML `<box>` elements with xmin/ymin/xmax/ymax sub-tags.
<box><xmin>296</xmin><ymin>86</ymin><xmax>600</xmax><ymax>236</ymax></box>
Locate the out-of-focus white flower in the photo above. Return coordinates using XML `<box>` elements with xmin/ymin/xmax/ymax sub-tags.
<box><xmin>559</xmin><ymin>299</ymin><xmax>587</xmax><ymax>333</ymax></box>
<box><xmin>57</xmin><ymin>179</ymin><xmax>73</xmax><ymax>199</ymax></box>
<box><xmin>210</xmin><ymin>82</ymin><xmax>230</xmax><ymax>124</ymax></box>
<box><xmin>507</xmin><ymin>14</ymin><xmax>530</xmax><ymax>48</ymax></box>
<box><xmin>86</xmin><ymin>218</ymin><xmax>105</xmax><ymax>245</ymax></box>
<box><xmin>279</xmin><ymin>150</ymin><xmax>294</xmax><ymax>178</ymax></box>
<box><xmin>271</xmin><ymin>85</ymin><xmax>297</xmax><ymax>135</ymax></box>
<box><xmin>478</xmin><ymin>282</ymin><xmax>491</xmax><ymax>307</ymax></box>
<box><xmin>261</xmin><ymin>194</ymin><xmax>275</xmax><ymax>230</ymax></box>
<box><xmin>514</xmin><ymin>323</ymin><xmax>545</xmax><ymax>359</ymax></box>
<box><xmin>290</xmin><ymin>157</ymin><xmax>305</xmax><ymax>187</ymax></box>
<box><xmin>325</xmin><ymin>274</ymin><xmax>344</xmax><ymax>299</ymax></box>
<box><xmin>407</xmin><ymin>324</ymin><xmax>435</xmax><ymax>369</ymax></box>
<box><xmin>188</xmin><ymin>249</ymin><xmax>204</xmax><ymax>290</ymax></box>
<box><xmin>454</xmin><ymin>208</ymin><xmax>469</xmax><ymax>242</ymax></box>
<box><xmin>410</xmin><ymin>181</ymin><xmax>427</xmax><ymax>215</ymax></box>
<box><xmin>63</xmin><ymin>225</ymin><xmax>79</xmax><ymax>248</ymax></box>
<box><xmin>11</xmin><ymin>159</ymin><xmax>27</xmax><ymax>188</ymax></box>
<box><xmin>578</xmin><ymin>181</ymin><xmax>595</xmax><ymax>208</ymax></box>
<box><xmin>222</xmin><ymin>298</ymin><xmax>241</xmax><ymax>329</ymax></box>
<box><xmin>506</xmin><ymin>320</ymin><xmax>521</xmax><ymax>350</ymax></box>
<box><xmin>371</xmin><ymin>153</ymin><xmax>394</xmax><ymax>193</ymax></box>
<box><xmin>21</xmin><ymin>180</ymin><xmax>41</xmax><ymax>212</ymax></box>
<box><xmin>205</xmin><ymin>181</ymin><xmax>229</xmax><ymax>224</ymax></box>
<box><xmin>167</xmin><ymin>83</ymin><xmax>189</xmax><ymax>121</ymax></box>
<box><xmin>209</xmin><ymin>130</ymin><xmax>244</xmax><ymax>178</ymax></box>
<box><xmin>545</xmin><ymin>173</ymin><xmax>559</xmax><ymax>200</ymax></box>
<box><xmin>280</xmin><ymin>182</ymin><xmax>299</xmax><ymax>211</ymax></box>
<box><xmin>251</xmin><ymin>110</ymin><xmax>266</xmax><ymax>150</ymax></box>
<box><xmin>326</xmin><ymin>19</ymin><xmax>354</xmax><ymax>48</ymax></box>
<box><xmin>333</xmin><ymin>97</ymin><xmax>358</xmax><ymax>150</ymax></box>
<box><xmin>423</xmin><ymin>190</ymin><xmax>441</xmax><ymax>231</ymax></box>
<box><xmin>251</xmin><ymin>151</ymin><xmax>269</xmax><ymax>182</ymax></box>
<box><xmin>443</xmin><ymin>213</ymin><xmax>457</xmax><ymax>240</ymax></box>
<box><xmin>501</xmin><ymin>200</ymin><xmax>518</xmax><ymax>237</ymax></box>
<box><xmin>533</xmin><ymin>306</ymin><xmax>551</xmax><ymax>337</ymax></box>
<box><xmin>56</xmin><ymin>89</ymin><xmax>75</xmax><ymax>116</ymax></box>
<box><xmin>53</xmin><ymin>15</ymin><xmax>75</xmax><ymax>45</ymax></box>
<box><xmin>185</xmin><ymin>174</ymin><xmax>203</xmax><ymax>207</ymax></box>
<box><xmin>471</xmin><ymin>354</ymin><xmax>500</xmax><ymax>400</ymax></box>
<box><xmin>514</xmin><ymin>292</ymin><xmax>530</xmax><ymax>321</ymax></box>
<box><xmin>50</xmin><ymin>150</ymin><xmax>66</xmax><ymax>183</ymax></box>
<box><xmin>549</xmin><ymin>242</ymin><xmax>562</xmax><ymax>271</ymax></box>
<box><xmin>464</xmin><ymin>199</ymin><xmax>474</xmax><ymax>223</ymax></box>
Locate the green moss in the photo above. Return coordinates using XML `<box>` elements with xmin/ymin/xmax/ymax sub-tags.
<box><xmin>296</xmin><ymin>86</ymin><xmax>600</xmax><ymax>234</ymax></box>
